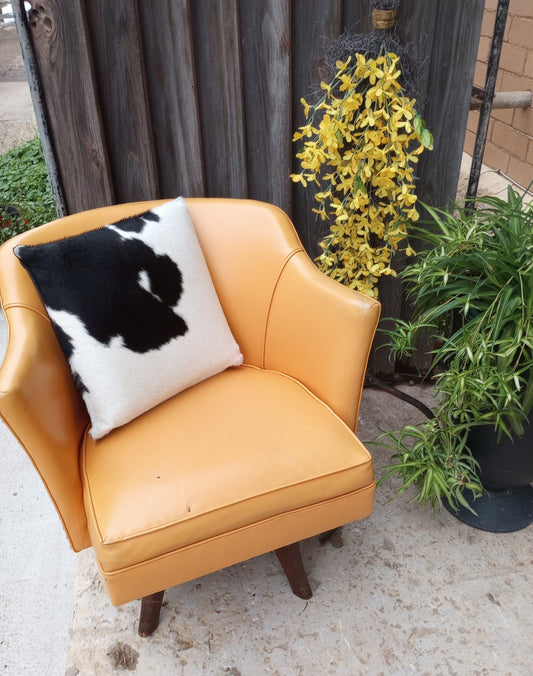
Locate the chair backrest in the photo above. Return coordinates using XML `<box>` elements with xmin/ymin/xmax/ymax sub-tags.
<box><xmin>0</xmin><ymin>198</ymin><xmax>306</xmax><ymax>551</ymax></box>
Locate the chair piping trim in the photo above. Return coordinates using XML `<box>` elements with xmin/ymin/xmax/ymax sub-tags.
<box><xmin>2</xmin><ymin>301</ymin><xmax>51</xmax><ymax>323</ymax></box>
<box><xmin>96</xmin><ymin>480</ymin><xmax>376</xmax><ymax>577</ymax></box>
<box><xmin>261</xmin><ymin>247</ymin><xmax>304</xmax><ymax>369</ymax></box>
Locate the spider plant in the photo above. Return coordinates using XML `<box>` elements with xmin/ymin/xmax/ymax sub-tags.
<box><xmin>378</xmin><ymin>186</ymin><xmax>533</xmax><ymax>510</ymax></box>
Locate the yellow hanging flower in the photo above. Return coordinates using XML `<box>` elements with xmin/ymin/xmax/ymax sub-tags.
<box><xmin>291</xmin><ymin>50</ymin><xmax>433</xmax><ymax>297</ymax></box>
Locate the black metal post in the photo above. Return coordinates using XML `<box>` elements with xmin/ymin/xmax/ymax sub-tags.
<box><xmin>466</xmin><ymin>0</ymin><xmax>510</xmax><ymax>203</ymax></box>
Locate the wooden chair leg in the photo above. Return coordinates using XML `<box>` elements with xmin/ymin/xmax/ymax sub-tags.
<box><xmin>274</xmin><ymin>541</ymin><xmax>313</xmax><ymax>600</ymax></box>
<box><xmin>138</xmin><ymin>590</ymin><xmax>165</xmax><ymax>637</ymax></box>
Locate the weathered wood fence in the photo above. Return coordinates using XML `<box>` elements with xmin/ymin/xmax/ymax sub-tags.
<box><xmin>15</xmin><ymin>0</ymin><xmax>484</xmax><ymax>373</ymax></box>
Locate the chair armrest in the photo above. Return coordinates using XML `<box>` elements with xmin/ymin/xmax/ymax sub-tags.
<box><xmin>264</xmin><ymin>250</ymin><xmax>380</xmax><ymax>432</ymax></box>
<box><xmin>0</xmin><ymin>305</ymin><xmax>90</xmax><ymax>550</ymax></box>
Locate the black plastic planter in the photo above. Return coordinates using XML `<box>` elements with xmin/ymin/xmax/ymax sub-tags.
<box><xmin>446</xmin><ymin>423</ymin><xmax>533</xmax><ymax>532</ymax></box>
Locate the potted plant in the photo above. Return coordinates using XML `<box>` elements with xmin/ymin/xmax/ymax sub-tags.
<box><xmin>378</xmin><ymin>186</ymin><xmax>533</xmax><ymax>531</ymax></box>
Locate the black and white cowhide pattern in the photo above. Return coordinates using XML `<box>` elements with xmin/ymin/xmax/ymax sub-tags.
<box><xmin>15</xmin><ymin>197</ymin><xmax>242</xmax><ymax>438</ymax></box>
<box><xmin>17</xmin><ymin>213</ymin><xmax>188</xmax><ymax>358</ymax></box>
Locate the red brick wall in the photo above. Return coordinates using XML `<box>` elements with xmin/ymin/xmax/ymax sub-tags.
<box><xmin>464</xmin><ymin>0</ymin><xmax>533</xmax><ymax>189</ymax></box>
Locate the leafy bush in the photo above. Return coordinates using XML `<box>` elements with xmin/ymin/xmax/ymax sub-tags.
<box><xmin>0</xmin><ymin>136</ymin><xmax>56</xmax><ymax>245</ymax></box>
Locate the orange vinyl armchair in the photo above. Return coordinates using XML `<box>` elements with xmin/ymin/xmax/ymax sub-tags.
<box><xmin>0</xmin><ymin>198</ymin><xmax>380</xmax><ymax>636</ymax></box>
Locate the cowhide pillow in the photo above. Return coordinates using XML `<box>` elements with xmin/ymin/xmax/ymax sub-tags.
<box><xmin>15</xmin><ymin>197</ymin><xmax>243</xmax><ymax>439</ymax></box>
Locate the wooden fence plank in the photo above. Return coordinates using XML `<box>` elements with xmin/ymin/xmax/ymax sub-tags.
<box><xmin>397</xmin><ymin>0</ymin><xmax>439</xmax><ymax>114</ymax></box>
<box><xmin>84</xmin><ymin>0</ymin><xmax>158</xmax><ymax>203</ymax></box>
<box><xmin>290</xmin><ymin>0</ymin><xmax>343</xmax><ymax>255</ymax></box>
<box><xmin>416</xmin><ymin>0</ymin><xmax>485</xmax><ymax>211</ymax></box>
<box><xmin>368</xmin><ymin>2</ymin><xmax>440</xmax><ymax>374</ymax></box>
<box><xmin>25</xmin><ymin>0</ymin><xmax>485</xmax><ymax>376</ymax></box>
<box><xmin>409</xmin><ymin>0</ymin><xmax>484</xmax><ymax>375</ymax></box>
<box><xmin>27</xmin><ymin>0</ymin><xmax>113</xmax><ymax>213</ymax></box>
<box><xmin>371</xmin><ymin>0</ymin><xmax>484</xmax><ymax>375</ymax></box>
<box><xmin>137</xmin><ymin>0</ymin><xmax>205</xmax><ymax>198</ymax></box>
<box><xmin>239</xmin><ymin>0</ymin><xmax>291</xmax><ymax>213</ymax></box>
<box><xmin>190</xmin><ymin>0</ymin><xmax>247</xmax><ymax>198</ymax></box>
<box><xmin>342</xmin><ymin>1</ymin><xmax>371</xmax><ymax>33</ymax></box>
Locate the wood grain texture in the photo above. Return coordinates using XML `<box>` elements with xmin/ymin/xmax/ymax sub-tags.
<box><xmin>412</xmin><ymin>0</ymin><xmax>483</xmax><ymax>375</ymax></box>
<box><xmin>240</xmin><ymin>0</ymin><xmax>291</xmax><ymax>213</ymax></box>
<box><xmin>415</xmin><ymin>0</ymin><xmax>485</xmax><ymax>211</ymax></box>
<box><xmin>396</xmin><ymin>0</ymin><xmax>438</xmax><ymax>110</ymax></box>
<box><xmin>26</xmin><ymin>1</ymin><xmax>485</xmax><ymax>375</ymax></box>
<box><xmin>84</xmin><ymin>0</ymin><xmax>158</xmax><ymax>203</ymax></box>
<box><xmin>27</xmin><ymin>0</ymin><xmax>113</xmax><ymax>213</ymax></box>
<box><xmin>190</xmin><ymin>0</ymin><xmax>247</xmax><ymax>198</ymax></box>
<box><xmin>291</xmin><ymin>0</ymin><xmax>343</xmax><ymax>254</ymax></box>
<box><xmin>342</xmin><ymin>0</ymin><xmax>372</xmax><ymax>33</ymax></box>
<box><xmin>137</xmin><ymin>0</ymin><xmax>205</xmax><ymax>198</ymax></box>
<box><xmin>371</xmin><ymin>1</ymin><xmax>483</xmax><ymax>374</ymax></box>
<box><xmin>368</xmin><ymin>1</ymin><xmax>440</xmax><ymax>374</ymax></box>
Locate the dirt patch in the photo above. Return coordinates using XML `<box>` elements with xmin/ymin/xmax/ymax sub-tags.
<box><xmin>107</xmin><ymin>642</ymin><xmax>140</xmax><ymax>671</ymax></box>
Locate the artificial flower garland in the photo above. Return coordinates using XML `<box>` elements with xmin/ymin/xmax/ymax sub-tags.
<box><xmin>291</xmin><ymin>51</ymin><xmax>433</xmax><ymax>298</ymax></box>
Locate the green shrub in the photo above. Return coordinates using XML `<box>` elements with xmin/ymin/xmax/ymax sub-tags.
<box><xmin>0</xmin><ymin>136</ymin><xmax>56</xmax><ymax>245</ymax></box>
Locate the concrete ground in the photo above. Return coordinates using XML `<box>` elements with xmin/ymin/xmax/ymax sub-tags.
<box><xmin>2</xmin><ymin>305</ymin><xmax>533</xmax><ymax>676</ymax></box>
<box><xmin>1</xmin><ymin>18</ymin><xmax>533</xmax><ymax>676</ymax></box>
<box><xmin>0</xmin><ymin>21</ymin><xmax>36</xmax><ymax>153</ymax></box>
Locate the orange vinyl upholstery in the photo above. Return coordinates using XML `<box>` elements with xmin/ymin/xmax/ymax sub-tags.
<box><xmin>0</xmin><ymin>199</ymin><xmax>380</xmax><ymax>606</ymax></box>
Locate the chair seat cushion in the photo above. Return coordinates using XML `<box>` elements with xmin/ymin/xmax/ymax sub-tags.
<box><xmin>81</xmin><ymin>365</ymin><xmax>374</xmax><ymax>573</ymax></box>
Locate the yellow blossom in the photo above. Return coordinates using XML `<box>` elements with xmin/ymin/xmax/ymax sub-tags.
<box><xmin>291</xmin><ymin>50</ymin><xmax>432</xmax><ymax>297</ymax></box>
